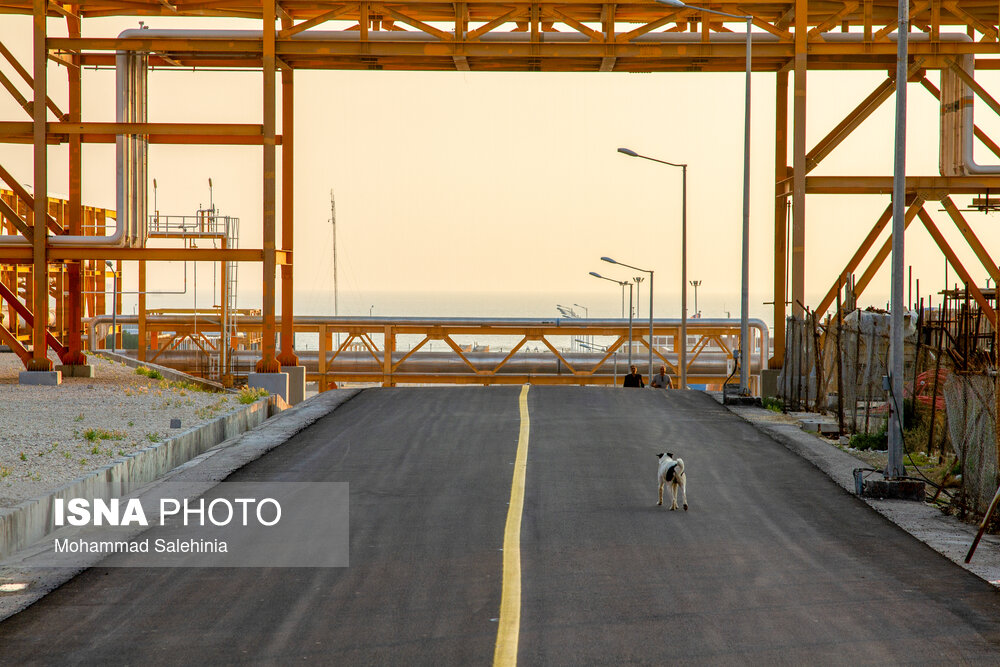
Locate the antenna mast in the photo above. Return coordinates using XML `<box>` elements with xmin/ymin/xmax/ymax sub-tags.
<box><xmin>330</xmin><ymin>189</ymin><xmax>338</xmax><ymax>318</ymax></box>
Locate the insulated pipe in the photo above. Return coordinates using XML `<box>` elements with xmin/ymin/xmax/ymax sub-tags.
<box><xmin>123</xmin><ymin>348</ymin><xmax>757</xmax><ymax>375</ymax></box>
<box><xmin>956</xmin><ymin>53</ymin><xmax>1000</xmax><ymax>173</ymax></box>
<box><xmin>0</xmin><ymin>30</ymin><xmax>146</xmax><ymax>248</ymax></box>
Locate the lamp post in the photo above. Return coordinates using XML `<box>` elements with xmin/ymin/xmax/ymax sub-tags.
<box><xmin>574</xmin><ymin>302</ymin><xmax>591</xmax><ymax>351</ymax></box>
<box><xmin>886</xmin><ymin>0</ymin><xmax>910</xmax><ymax>479</ymax></box>
<box><xmin>602</xmin><ymin>257</ymin><xmax>654</xmax><ymax>385</ymax></box>
<box><xmin>557</xmin><ymin>304</ymin><xmax>579</xmax><ymax>351</ymax></box>
<box><xmin>633</xmin><ymin>276</ymin><xmax>644</xmax><ymax>319</ymax></box>
<box><xmin>690</xmin><ymin>280</ymin><xmax>702</xmax><ymax>317</ymax></box>
<box><xmin>105</xmin><ymin>260</ymin><xmax>118</xmax><ymax>353</ymax></box>
<box><xmin>616</xmin><ymin>148</ymin><xmax>687</xmax><ymax>389</ymax></box>
<box><xmin>590</xmin><ymin>271</ymin><xmax>634</xmax><ymax>368</ymax></box>
<box><xmin>655</xmin><ymin>0</ymin><xmax>752</xmax><ymax>394</ymax></box>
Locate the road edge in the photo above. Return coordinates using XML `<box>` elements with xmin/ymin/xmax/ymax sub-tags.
<box><xmin>712</xmin><ymin>392</ymin><xmax>1000</xmax><ymax>586</ymax></box>
<box><xmin>0</xmin><ymin>388</ymin><xmax>362</xmax><ymax>622</ymax></box>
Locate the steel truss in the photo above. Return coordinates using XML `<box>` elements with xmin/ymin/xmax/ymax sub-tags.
<box><xmin>86</xmin><ymin>314</ymin><xmax>768</xmax><ymax>389</ymax></box>
<box><xmin>4</xmin><ymin>0</ymin><xmax>1000</xmax><ymax>377</ymax></box>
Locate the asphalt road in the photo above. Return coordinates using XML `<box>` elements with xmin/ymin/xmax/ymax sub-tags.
<box><xmin>2</xmin><ymin>387</ymin><xmax>1000</xmax><ymax>665</ymax></box>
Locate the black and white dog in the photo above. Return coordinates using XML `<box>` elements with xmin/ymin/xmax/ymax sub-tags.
<box><xmin>656</xmin><ymin>453</ymin><xmax>688</xmax><ymax>511</ymax></box>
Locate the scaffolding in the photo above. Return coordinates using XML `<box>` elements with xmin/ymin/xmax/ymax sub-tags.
<box><xmin>145</xmin><ymin>205</ymin><xmax>241</xmax><ymax>384</ymax></box>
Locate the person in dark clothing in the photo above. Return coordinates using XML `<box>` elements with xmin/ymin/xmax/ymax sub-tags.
<box><xmin>623</xmin><ymin>364</ymin><xmax>644</xmax><ymax>388</ymax></box>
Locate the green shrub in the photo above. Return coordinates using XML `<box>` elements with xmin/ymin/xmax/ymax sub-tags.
<box><xmin>762</xmin><ymin>397</ymin><xmax>784</xmax><ymax>413</ymax></box>
<box><xmin>83</xmin><ymin>428</ymin><xmax>126</xmax><ymax>442</ymax></box>
<box><xmin>850</xmin><ymin>427</ymin><xmax>889</xmax><ymax>451</ymax></box>
<box><xmin>238</xmin><ymin>386</ymin><xmax>269</xmax><ymax>404</ymax></box>
<box><xmin>135</xmin><ymin>366</ymin><xmax>164</xmax><ymax>380</ymax></box>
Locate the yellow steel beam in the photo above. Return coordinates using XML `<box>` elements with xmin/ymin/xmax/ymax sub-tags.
<box><xmin>940</xmin><ymin>196</ymin><xmax>1000</xmax><ymax>286</ymax></box>
<box><xmin>0</xmin><ymin>198</ymin><xmax>32</xmax><ymax>240</ymax></box>
<box><xmin>391</xmin><ymin>334</ymin><xmax>431</xmax><ymax>371</ymax></box>
<box><xmin>778</xmin><ymin>175</ymin><xmax>1000</xmax><ymax>194</ymax></box>
<box><xmin>1</xmin><ymin>247</ymin><xmax>274</xmax><ymax>262</ymax></box>
<box><xmin>814</xmin><ymin>202</ymin><xmax>894</xmax><ymax>319</ymax></box>
<box><xmin>258</xmin><ymin>0</ymin><xmax>279</xmax><ymax>374</ymax></box>
<box><xmin>920</xmin><ymin>75</ymin><xmax>1000</xmax><ymax>160</ymax></box>
<box><xmin>0</xmin><ymin>37</ymin><xmax>65</xmax><ymax>119</ymax></box>
<box><xmin>0</xmin><ymin>121</ymin><xmax>282</xmax><ymax>145</ymax></box>
<box><xmin>0</xmin><ymin>163</ymin><xmax>62</xmax><ymax>233</ymax></box>
<box><xmin>772</xmin><ymin>68</ymin><xmax>788</xmax><ymax>368</ymax></box>
<box><xmin>30</xmin><ymin>0</ymin><xmax>52</xmax><ymax>372</ymax></box>
<box><xmin>805</xmin><ymin>60</ymin><xmax>924</xmax><ymax>173</ymax></box>
<box><xmin>917</xmin><ymin>206</ymin><xmax>997</xmax><ymax>326</ymax></box>
<box><xmin>853</xmin><ymin>198</ymin><xmax>925</xmax><ymax>299</ymax></box>
<box><xmin>0</xmin><ymin>68</ymin><xmax>34</xmax><ymax>118</ymax></box>
<box><xmin>279</xmin><ymin>5</ymin><xmax>360</xmax><ymax>38</ymax></box>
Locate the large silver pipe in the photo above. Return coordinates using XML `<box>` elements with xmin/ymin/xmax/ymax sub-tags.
<box><xmin>122</xmin><ymin>348</ymin><xmax>761</xmax><ymax>376</ymax></box>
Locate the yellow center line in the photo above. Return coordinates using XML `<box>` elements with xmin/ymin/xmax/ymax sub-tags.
<box><xmin>494</xmin><ymin>384</ymin><xmax>530</xmax><ymax>667</ymax></box>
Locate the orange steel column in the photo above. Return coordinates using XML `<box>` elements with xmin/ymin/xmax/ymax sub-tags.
<box><xmin>61</xmin><ymin>5</ymin><xmax>86</xmax><ymax>366</ymax></box>
<box><xmin>771</xmin><ymin>69</ymin><xmax>789</xmax><ymax>368</ymax></box>
<box><xmin>138</xmin><ymin>260</ymin><xmax>146</xmax><ymax>361</ymax></box>
<box><xmin>257</xmin><ymin>0</ymin><xmax>280</xmax><ymax>373</ymax></box>
<box><xmin>277</xmin><ymin>19</ymin><xmax>298</xmax><ymax>368</ymax></box>
<box><xmin>791</xmin><ymin>0</ymin><xmax>807</xmax><ymax>319</ymax></box>
<box><xmin>29</xmin><ymin>0</ymin><xmax>51</xmax><ymax>371</ymax></box>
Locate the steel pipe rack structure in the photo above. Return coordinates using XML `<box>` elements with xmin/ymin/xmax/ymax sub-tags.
<box><xmin>87</xmin><ymin>315</ymin><xmax>768</xmax><ymax>390</ymax></box>
<box><xmin>5</xmin><ymin>0</ymin><xmax>1000</xmax><ymax>388</ymax></box>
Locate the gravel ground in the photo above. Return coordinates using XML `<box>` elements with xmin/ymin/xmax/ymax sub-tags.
<box><xmin>0</xmin><ymin>351</ymin><xmax>239</xmax><ymax>508</ymax></box>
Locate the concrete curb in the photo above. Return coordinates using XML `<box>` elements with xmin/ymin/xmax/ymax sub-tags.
<box><xmin>0</xmin><ymin>387</ymin><xmax>362</xmax><ymax>622</ymax></box>
<box><xmin>93</xmin><ymin>350</ymin><xmax>227</xmax><ymax>392</ymax></box>
<box><xmin>0</xmin><ymin>395</ymin><xmax>283</xmax><ymax>561</ymax></box>
<box><xmin>711</xmin><ymin>392</ymin><xmax>1000</xmax><ymax>585</ymax></box>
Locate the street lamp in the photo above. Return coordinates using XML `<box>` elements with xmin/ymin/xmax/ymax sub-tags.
<box><xmin>590</xmin><ymin>271</ymin><xmax>634</xmax><ymax>368</ymax></box>
<box><xmin>557</xmin><ymin>304</ymin><xmax>579</xmax><ymax>351</ymax></box>
<box><xmin>574</xmin><ymin>302</ymin><xmax>591</xmax><ymax>351</ymax></box>
<box><xmin>690</xmin><ymin>280</ymin><xmax>702</xmax><ymax>317</ymax></box>
<box><xmin>616</xmin><ymin>149</ymin><xmax>688</xmax><ymax>390</ymax></box>
<box><xmin>633</xmin><ymin>275</ymin><xmax>644</xmax><ymax>319</ymax></box>
<box><xmin>654</xmin><ymin>0</ymin><xmax>752</xmax><ymax>395</ymax></box>
<box><xmin>602</xmin><ymin>257</ymin><xmax>655</xmax><ymax>385</ymax></box>
<box><xmin>105</xmin><ymin>260</ymin><xmax>118</xmax><ymax>353</ymax></box>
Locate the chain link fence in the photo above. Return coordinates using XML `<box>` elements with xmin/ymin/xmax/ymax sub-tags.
<box><xmin>777</xmin><ymin>308</ymin><xmax>1000</xmax><ymax>515</ymax></box>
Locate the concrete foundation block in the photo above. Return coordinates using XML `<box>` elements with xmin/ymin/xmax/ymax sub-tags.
<box><xmin>55</xmin><ymin>364</ymin><xmax>95</xmax><ymax>378</ymax></box>
<box><xmin>862</xmin><ymin>479</ymin><xmax>926</xmax><ymax>501</ymax></box>
<box><xmin>801</xmin><ymin>421</ymin><xmax>840</xmax><ymax>436</ymax></box>
<box><xmin>283</xmin><ymin>365</ymin><xmax>306</xmax><ymax>405</ymax></box>
<box><xmin>19</xmin><ymin>371</ymin><xmax>62</xmax><ymax>386</ymax></box>
<box><xmin>248</xmin><ymin>372</ymin><xmax>289</xmax><ymax>403</ymax></box>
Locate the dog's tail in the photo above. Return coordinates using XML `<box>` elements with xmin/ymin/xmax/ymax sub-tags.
<box><xmin>674</xmin><ymin>458</ymin><xmax>684</xmax><ymax>475</ymax></box>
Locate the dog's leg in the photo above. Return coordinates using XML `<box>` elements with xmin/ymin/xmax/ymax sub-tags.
<box><xmin>681</xmin><ymin>478</ymin><xmax>688</xmax><ymax>511</ymax></box>
<box><xmin>669</xmin><ymin>483</ymin><xmax>678</xmax><ymax>510</ymax></box>
<box><xmin>657</xmin><ymin>479</ymin><xmax>664</xmax><ymax>506</ymax></box>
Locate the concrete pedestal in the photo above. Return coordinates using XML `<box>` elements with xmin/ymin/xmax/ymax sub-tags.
<box><xmin>248</xmin><ymin>372</ymin><xmax>289</xmax><ymax>403</ymax></box>
<box><xmin>56</xmin><ymin>364</ymin><xmax>95</xmax><ymax>378</ymax></box>
<box><xmin>862</xmin><ymin>479</ymin><xmax>926</xmax><ymax>501</ymax></box>
<box><xmin>283</xmin><ymin>365</ymin><xmax>306</xmax><ymax>405</ymax></box>
<box><xmin>760</xmin><ymin>369</ymin><xmax>780</xmax><ymax>399</ymax></box>
<box><xmin>19</xmin><ymin>371</ymin><xmax>62</xmax><ymax>386</ymax></box>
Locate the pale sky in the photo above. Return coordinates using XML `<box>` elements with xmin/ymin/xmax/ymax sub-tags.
<box><xmin>4</xmin><ymin>15</ymin><xmax>1000</xmax><ymax>326</ymax></box>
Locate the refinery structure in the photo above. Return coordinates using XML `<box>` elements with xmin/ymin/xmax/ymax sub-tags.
<box><xmin>3</xmin><ymin>0</ymin><xmax>1000</xmax><ymax>393</ymax></box>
